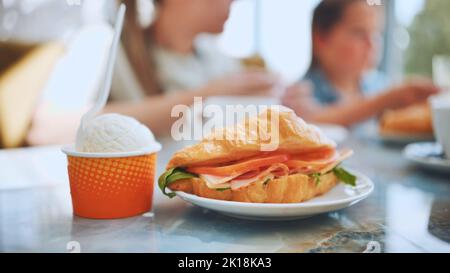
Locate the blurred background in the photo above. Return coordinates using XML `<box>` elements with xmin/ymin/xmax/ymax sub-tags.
<box><xmin>0</xmin><ymin>0</ymin><xmax>448</xmax><ymax>149</ymax></box>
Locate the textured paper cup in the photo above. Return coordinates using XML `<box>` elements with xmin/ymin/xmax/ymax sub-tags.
<box><xmin>62</xmin><ymin>144</ymin><xmax>161</xmax><ymax>219</ymax></box>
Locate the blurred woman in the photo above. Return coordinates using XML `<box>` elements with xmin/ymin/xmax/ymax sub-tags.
<box><xmin>107</xmin><ymin>0</ymin><xmax>279</xmax><ymax>134</ymax></box>
<box><xmin>282</xmin><ymin>0</ymin><xmax>439</xmax><ymax>126</ymax></box>
<box><xmin>27</xmin><ymin>0</ymin><xmax>279</xmax><ymax>145</ymax></box>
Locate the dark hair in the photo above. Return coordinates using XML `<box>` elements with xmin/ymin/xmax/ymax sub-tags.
<box><xmin>310</xmin><ymin>0</ymin><xmax>361</xmax><ymax>69</ymax></box>
<box><xmin>312</xmin><ymin>0</ymin><xmax>361</xmax><ymax>35</ymax></box>
<box><xmin>118</xmin><ymin>0</ymin><xmax>161</xmax><ymax>95</ymax></box>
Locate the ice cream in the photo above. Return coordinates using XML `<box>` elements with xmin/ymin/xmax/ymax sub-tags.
<box><xmin>64</xmin><ymin>112</ymin><xmax>161</xmax><ymax>219</ymax></box>
<box><xmin>75</xmin><ymin>113</ymin><xmax>160</xmax><ymax>153</ymax></box>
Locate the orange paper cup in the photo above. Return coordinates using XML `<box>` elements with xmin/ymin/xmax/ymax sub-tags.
<box><xmin>62</xmin><ymin>145</ymin><xmax>161</xmax><ymax>219</ymax></box>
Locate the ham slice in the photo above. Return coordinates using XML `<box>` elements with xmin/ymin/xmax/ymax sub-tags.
<box><xmin>286</xmin><ymin>149</ymin><xmax>352</xmax><ymax>174</ymax></box>
<box><xmin>200</xmin><ymin>173</ymin><xmax>242</xmax><ymax>185</ymax></box>
<box><xmin>200</xmin><ymin>173</ymin><xmax>241</xmax><ymax>189</ymax></box>
<box><xmin>229</xmin><ymin>175</ymin><xmax>271</xmax><ymax>191</ymax></box>
<box><xmin>319</xmin><ymin>149</ymin><xmax>353</xmax><ymax>174</ymax></box>
<box><xmin>231</xmin><ymin>163</ymin><xmax>289</xmax><ymax>190</ymax></box>
<box><xmin>198</xmin><ymin>149</ymin><xmax>353</xmax><ymax>191</ymax></box>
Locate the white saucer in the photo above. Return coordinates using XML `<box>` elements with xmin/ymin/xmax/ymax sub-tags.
<box><xmin>378</xmin><ymin>132</ymin><xmax>434</xmax><ymax>145</ymax></box>
<box><xmin>175</xmin><ymin>170</ymin><xmax>374</xmax><ymax>221</ymax></box>
<box><xmin>403</xmin><ymin>142</ymin><xmax>450</xmax><ymax>173</ymax></box>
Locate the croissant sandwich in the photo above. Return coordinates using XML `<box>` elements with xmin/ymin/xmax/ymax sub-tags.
<box><xmin>159</xmin><ymin>107</ymin><xmax>356</xmax><ymax>203</ymax></box>
<box><xmin>379</xmin><ymin>103</ymin><xmax>433</xmax><ymax>136</ymax></box>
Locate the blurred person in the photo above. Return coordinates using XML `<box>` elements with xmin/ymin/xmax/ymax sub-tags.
<box><xmin>282</xmin><ymin>0</ymin><xmax>439</xmax><ymax>127</ymax></box>
<box><xmin>27</xmin><ymin>0</ymin><xmax>281</xmax><ymax>146</ymax></box>
<box><xmin>106</xmin><ymin>0</ymin><xmax>280</xmax><ymax>133</ymax></box>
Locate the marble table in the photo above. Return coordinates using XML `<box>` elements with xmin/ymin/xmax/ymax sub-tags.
<box><xmin>1</xmin><ymin>127</ymin><xmax>449</xmax><ymax>253</ymax></box>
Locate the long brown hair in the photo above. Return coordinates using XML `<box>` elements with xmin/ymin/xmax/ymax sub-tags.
<box><xmin>310</xmin><ymin>0</ymin><xmax>361</xmax><ymax>69</ymax></box>
<box><xmin>119</xmin><ymin>0</ymin><xmax>161</xmax><ymax>94</ymax></box>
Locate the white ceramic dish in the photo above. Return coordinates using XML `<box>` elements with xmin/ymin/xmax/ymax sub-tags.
<box><xmin>175</xmin><ymin>170</ymin><xmax>374</xmax><ymax>221</ymax></box>
<box><xmin>378</xmin><ymin>132</ymin><xmax>434</xmax><ymax>145</ymax></box>
<box><xmin>403</xmin><ymin>142</ymin><xmax>450</xmax><ymax>174</ymax></box>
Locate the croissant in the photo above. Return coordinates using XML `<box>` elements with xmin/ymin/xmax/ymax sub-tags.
<box><xmin>167</xmin><ymin>107</ymin><xmax>335</xmax><ymax>169</ymax></box>
<box><xmin>379</xmin><ymin>103</ymin><xmax>434</xmax><ymax>135</ymax></box>
<box><xmin>169</xmin><ymin>172</ymin><xmax>337</xmax><ymax>203</ymax></box>
<box><xmin>160</xmin><ymin>107</ymin><xmax>355</xmax><ymax>204</ymax></box>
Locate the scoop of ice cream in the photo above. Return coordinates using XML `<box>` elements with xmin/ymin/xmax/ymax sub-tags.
<box><xmin>75</xmin><ymin>114</ymin><xmax>160</xmax><ymax>153</ymax></box>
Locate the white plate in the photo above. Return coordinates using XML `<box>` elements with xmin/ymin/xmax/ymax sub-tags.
<box><xmin>403</xmin><ymin>142</ymin><xmax>450</xmax><ymax>173</ymax></box>
<box><xmin>175</xmin><ymin>170</ymin><xmax>374</xmax><ymax>221</ymax></box>
<box><xmin>378</xmin><ymin>132</ymin><xmax>434</xmax><ymax>145</ymax></box>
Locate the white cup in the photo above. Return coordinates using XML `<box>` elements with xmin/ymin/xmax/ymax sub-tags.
<box><xmin>433</xmin><ymin>55</ymin><xmax>450</xmax><ymax>91</ymax></box>
<box><xmin>429</xmin><ymin>93</ymin><xmax>450</xmax><ymax>158</ymax></box>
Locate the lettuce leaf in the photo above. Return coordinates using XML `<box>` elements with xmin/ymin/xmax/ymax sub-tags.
<box><xmin>158</xmin><ymin>168</ymin><xmax>197</xmax><ymax>198</ymax></box>
<box><xmin>333</xmin><ymin>167</ymin><xmax>357</xmax><ymax>186</ymax></box>
<box><xmin>309</xmin><ymin>167</ymin><xmax>356</xmax><ymax>187</ymax></box>
<box><xmin>310</xmin><ymin>173</ymin><xmax>322</xmax><ymax>186</ymax></box>
<box><xmin>215</xmin><ymin>187</ymin><xmax>231</xmax><ymax>192</ymax></box>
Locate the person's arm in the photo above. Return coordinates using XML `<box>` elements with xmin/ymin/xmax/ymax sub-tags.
<box><xmin>103</xmin><ymin>92</ymin><xmax>197</xmax><ymax>136</ymax></box>
<box><xmin>282</xmin><ymin>79</ymin><xmax>440</xmax><ymax>127</ymax></box>
<box><xmin>104</xmin><ymin>71</ymin><xmax>281</xmax><ymax>136</ymax></box>
<box><xmin>303</xmin><ymin>93</ymin><xmax>398</xmax><ymax>126</ymax></box>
